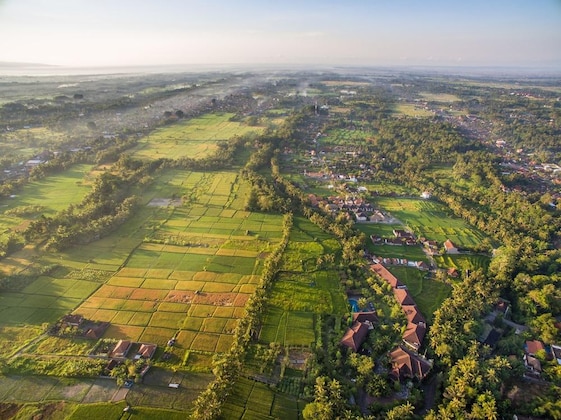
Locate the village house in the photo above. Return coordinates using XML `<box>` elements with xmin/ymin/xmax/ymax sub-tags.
<box><xmin>403</xmin><ymin>322</ymin><xmax>426</xmax><ymax>351</ymax></box>
<box><xmin>393</xmin><ymin>288</ymin><xmax>416</xmax><ymax>306</ymax></box>
<box><xmin>370</xmin><ymin>263</ymin><xmax>405</xmax><ymax>289</ymax></box>
<box><xmin>402</xmin><ymin>305</ymin><xmax>426</xmax><ymax>326</ymax></box>
<box><xmin>61</xmin><ymin>314</ymin><xmax>84</xmax><ymax>328</ymax></box>
<box><xmin>390</xmin><ymin>346</ymin><xmax>432</xmax><ymax>381</ymax></box>
<box><xmin>111</xmin><ymin>340</ymin><xmax>132</xmax><ymax>358</ymax></box>
<box><xmin>340</xmin><ymin>312</ymin><xmax>378</xmax><ymax>352</ymax></box>
<box><xmin>551</xmin><ymin>344</ymin><xmax>561</xmax><ymax>365</ymax></box>
<box><xmin>525</xmin><ymin>340</ymin><xmax>545</xmax><ymax>356</ymax></box>
<box><xmin>135</xmin><ymin>343</ymin><xmax>157</xmax><ymax>360</ymax></box>
<box><xmin>524</xmin><ymin>354</ymin><xmax>542</xmax><ymax>376</ymax></box>
<box><xmin>340</xmin><ymin>321</ymin><xmax>370</xmax><ymax>352</ymax></box>
<box><xmin>443</xmin><ymin>239</ymin><xmax>459</xmax><ymax>254</ymax></box>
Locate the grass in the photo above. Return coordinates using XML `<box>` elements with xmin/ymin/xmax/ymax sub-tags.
<box><xmin>259</xmin><ymin>217</ymin><xmax>346</xmax><ymax>347</ymax></box>
<box><xmin>0</xmin><ymin>164</ymin><xmax>94</xmax><ymax>233</ymax></box>
<box><xmin>29</xmin><ymin>336</ymin><xmax>95</xmax><ymax>356</ymax></box>
<box><xmin>67</xmin><ymin>402</ymin><xmax>128</xmax><ymax>419</ymax></box>
<box><xmin>419</xmin><ymin>92</ymin><xmax>462</xmax><ymax>102</ymax></box>
<box><xmin>434</xmin><ymin>254</ymin><xmax>490</xmax><ymax>272</ymax></box>
<box><xmin>0</xmin><ymin>325</ymin><xmax>44</xmax><ymax>357</ymax></box>
<box><xmin>366</xmin><ymin>243</ymin><xmax>428</xmax><ymax>261</ymax></box>
<box><xmin>222</xmin><ymin>377</ymin><xmax>300</xmax><ymax>420</ymax></box>
<box><xmin>322</xmin><ymin>128</ymin><xmax>374</xmax><ymax>146</ymax></box>
<box><xmin>373</xmin><ymin>196</ymin><xmax>488</xmax><ymax>247</ymax></box>
<box><xmin>392</xmin><ymin>103</ymin><xmax>435</xmax><ymax>117</ymax></box>
<box><xmin>129</xmin><ymin>113</ymin><xmax>265</xmax><ymax>161</ymax></box>
<box><xmin>388</xmin><ymin>266</ymin><xmax>451</xmax><ymax>321</ymax></box>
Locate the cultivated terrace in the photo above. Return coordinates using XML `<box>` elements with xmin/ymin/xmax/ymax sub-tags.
<box><xmin>0</xmin><ymin>70</ymin><xmax>560</xmax><ymax>419</ymax></box>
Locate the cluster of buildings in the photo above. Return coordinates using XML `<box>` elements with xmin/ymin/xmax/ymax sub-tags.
<box><xmin>58</xmin><ymin>314</ymin><xmax>156</xmax><ymax>382</ymax></box>
<box><xmin>339</xmin><ymin>263</ymin><xmax>432</xmax><ymax>382</ymax></box>
<box><xmin>371</xmin><ymin>263</ymin><xmax>432</xmax><ymax>381</ymax></box>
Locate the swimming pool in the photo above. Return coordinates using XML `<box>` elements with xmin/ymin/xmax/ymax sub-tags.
<box><xmin>349</xmin><ymin>299</ymin><xmax>359</xmax><ymax>312</ymax></box>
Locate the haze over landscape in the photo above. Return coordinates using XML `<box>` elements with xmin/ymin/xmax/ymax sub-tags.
<box><xmin>1</xmin><ymin>0</ymin><xmax>561</xmax><ymax>70</ymax></box>
<box><xmin>2</xmin><ymin>1</ymin><xmax>561</xmax><ymax>419</ymax></box>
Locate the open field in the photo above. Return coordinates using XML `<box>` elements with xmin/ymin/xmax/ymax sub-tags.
<box><xmin>259</xmin><ymin>217</ymin><xmax>346</xmax><ymax>348</ymax></box>
<box><xmin>392</xmin><ymin>103</ymin><xmax>434</xmax><ymax>117</ymax></box>
<box><xmin>0</xmin><ymin>130</ymin><xmax>283</xmax><ymax>411</ymax></box>
<box><xmin>0</xmin><ymin>163</ymin><xmax>94</xmax><ymax>234</ymax></box>
<box><xmin>434</xmin><ymin>254</ymin><xmax>490</xmax><ymax>273</ymax></box>
<box><xmin>68</xmin><ymin>169</ymin><xmax>282</xmax><ymax>359</ymax></box>
<box><xmin>418</xmin><ymin>92</ymin><xmax>462</xmax><ymax>102</ymax></box>
<box><xmin>322</xmin><ymin>128</ymin><xmax>373</xmax><ymax>146</ymax></box>
<box><xmin>387</xmin><ymin>266</ymin><xmax>451</xmax><ymax>321</ymax></box>
<box><xmin>372</xmin><ymin>197</ymin><xmax>488</xmax><ymax>247</ymax></box>
<box><xmin>0</xmin><ymin>275</ymin><xmax>99</xmax><ymax>326</ymax></box>
<box><xmin>366</xmin><ymin>243</ymin><xmax>428</xmax><ymax>261</ymax></box>
<box><xmin>129</xmin><ymin>112</ymin><xmax>265</xmax><ymax>160</ymax></box>
<box><xmin>221</xmin><ymin>377</ymin><xmax>301</xmax><ymax>420</ymax></box>
<box><xmin>0</xmin><ymin>127</ymin><xmax>68</xmax><ymax>162</ymax></box>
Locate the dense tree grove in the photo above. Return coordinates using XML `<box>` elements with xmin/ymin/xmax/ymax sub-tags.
<box><xmin>2</xmin><ymin>72</ymin><xmax>561</xmax><ymax>418</ymax></box>
<box><xmin>23</xmin><ymin>156</ymin><xmax>160</xmax><ymax>251</ymax></box>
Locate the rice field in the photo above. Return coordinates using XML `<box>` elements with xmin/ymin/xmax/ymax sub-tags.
<box><xmin>129</xmin><ymin>112</ymin><xmax>265</xmax><ymax>160</ymax></box>
<box><xmin>0</xmin><ymin>164</ymin><xmax>94</xmax><ymax>235</ymax></box>
<box><xmin>55</xmin><ymin>169</ymin><xmax>285</xmax><ymax>367</ymax></box>
<box><xmin>373</xmin><ymin>197</ymin><xmax>488</xmax><ymax>247</ymax></box>
<box><xmin>258</xmin><ymin>217</ymin><xmax>347</xmax><ymax>348</ymax></box>
<box><xmin>322</xmin><ymin>128</ymin><xmax>373</xmax><ymax>146</ymax></box>
<box><xmin>221</xmin><ymin>377</ymin><xmax>301</xmax><ymax>420</ymax></box>
<box><xmin>387</xmin><ymin>266</ymin><xmax>451</xmax><ymax>321</ymax></box>
<box><xmin>434</xmin><ymin>254</ymin><xmax>490</xmax><ymax>273</ymax></box>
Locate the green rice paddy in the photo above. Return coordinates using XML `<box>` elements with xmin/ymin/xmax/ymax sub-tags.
<box><xmin>373</xmin><ymin>196</ymin><xmax>488</xmax><ymax>247</ymax></box>
<box><xmin>129</xmin><ymin>112</ymin><xmax>265</xmax><ymax>160</ymax></box>
<box><xmin>387</xmin><ymin>266</ymin><xmax>451</xmax><ymax>321</ymax></box>
<box><xmin>258</xmin><ymin>217</ymin><xmax>347</xmax><ymax>348</ymax></box>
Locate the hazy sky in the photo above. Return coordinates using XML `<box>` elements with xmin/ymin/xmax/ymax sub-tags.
<box><xmin>1</xmin><ymin>0</ymin><xmax>560</xmax><ymax>68</ymax></box>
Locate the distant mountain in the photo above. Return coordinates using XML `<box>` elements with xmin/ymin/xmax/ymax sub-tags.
<box><xmin>0</xmin><ymin>61</ymin><xmax>57</xmax><ymax>68</ymax></box>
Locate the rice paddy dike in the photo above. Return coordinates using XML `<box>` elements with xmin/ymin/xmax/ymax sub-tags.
<box><xmin>2</xmin><ymin>69</ymin><xmax>555</xmax><ymax>419</ymax></box>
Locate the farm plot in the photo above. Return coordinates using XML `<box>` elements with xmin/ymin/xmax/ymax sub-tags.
<box><xmin>0</xmin><ymin>325</ymin><xmax>44</xmax><ymax>358</ymax></box>
<box><xmin>373</xmin><ymin>197</ymin><xmax>488</xmax><ymax>247</ymax></box>
<box><xmin>434</xmin><ymin>254</ymin><xmax>490</xmax><ymax>273</ymax></box>
<box><xmin>0</xmin><ymin>164</ymin><xmax>94</xmax><ymax>235</ymax></box>
<box><xmin>366</xmin><ymin>243</ymin><xmax>428</xmax><ymax>262</ymax></box>
<box><xmin>0</xmin><ymin>276</ymin><xmax>99</xmax><ymax>326</ymax></box>
<box><xmin>259</xmin><ymin>217</ymin><xmax>347</xmax><ymax>348</ymax></box>
<box><xmin>129</xmin><ymin>112</ymin><xmax>265</xmax><ymax>161</ymax></box>
<box><xmin>322</xmin><ymin>128</ymin><xmax>373</xmax><ymax>146</ymax></box>
<box><xmin>392</xmin><ymin>103</ymin><xmax>435</xmax><ymax>117</ymax></box>
<box><xmin>387</xmin><ymin>266</ymin><xmax>451</xmax><ymax>321</ymax></box>
<box><xmin>70</xmin><ymin>169</ymin><xmax>283</xmax><ymax>365</ymax></box>
<box><xmin>222</xmin><ymin>377</ymin><xmax>301</xmax><ymax>420</ymax></box>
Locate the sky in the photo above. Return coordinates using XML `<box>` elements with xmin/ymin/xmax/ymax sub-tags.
<box><xmin>1</xmin><ymin>0</ymin><xmax>560</xmax><ymax>69</ymax></box>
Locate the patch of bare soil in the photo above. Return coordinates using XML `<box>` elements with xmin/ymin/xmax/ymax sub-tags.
<box><xmin>193</xmin><ymin>292</ymin><xmax>239</xmax><ymax>306</ymax></box>
<box><xmin>148</xmin><ymin>198</ymin><xmax>182</xmax><ymax>207</ymax></box>
<box><xmin>0</xmin><ymin>403</ymin><xmax>21</xmax><ymax>419</ymax></box>
<box><xmin>287</xmin><ymin>349</ymin><xmax>312</xmax><ymax>370</ymax></box>
<box><xmin>166</xmin><ymin>290</ymin><xmax>195</xmax><ymax>303</ymax></box>
<box><xmin>35</xmin><ymin>402</ymin><xmax>67</xmax><ymax>419</ymax></box>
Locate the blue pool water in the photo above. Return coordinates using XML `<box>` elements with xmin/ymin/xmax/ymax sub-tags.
<box><xmin>349</xmin><ymin>299</ymin><xmax>359</xmax><ymax>312</ymax></box>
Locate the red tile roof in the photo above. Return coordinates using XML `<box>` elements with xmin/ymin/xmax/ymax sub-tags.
<box><xmin>393</xmin><ymin>288</ymin><xmax>416</xmax><ymax>306</ymax></box>
<box><xmin>402</xmin><ymin>305</ymin><xmax>426</xmax><ymax>326</ymax></box>
<box><xmin>111</xmin><ymin>340</ymin><xmax>132</xmax><ymax>358</ymax></box>
<box><xmin>340</xmin><ymin>321</ymin><xmax>369</xmax><ymax>352</ymax></box>
<box><xmin>352</xmin><ymin>311</ymin><xmax>378</xmax><ymax>325</ymax></box>
<box><xmin>403</xmin><ymin>322</ymin><xmax>426</xmax><ymax>350</ymax></box>
<box><xmin>370</xmin><ymin>263</ymin><xmax>403</xmax><ymax>288</ymax></box>
<box><xmin>390</xmin><ymin>346</ymin><xmax>431</xmax><ymax>381</ymax></box>
<box><xmin>526</xmin><ymin>340</ymin><xmax>545</xmax><ymax>356</ymax></box>
<box><xmin>138</xmin><ymin>343</ymin><xmax>157</xmax><ymax>359</ymax></box>
<box><xmin>444</xmin><ymin>239</ymin><xmax>457</xmax><ymax>250</ymax></box>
